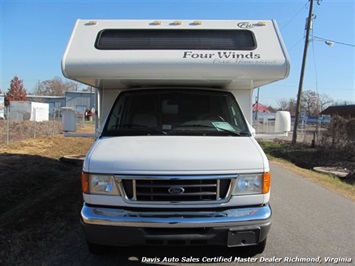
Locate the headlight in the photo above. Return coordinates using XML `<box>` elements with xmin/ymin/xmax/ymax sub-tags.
<box><xmin>232</xmin><ymin>173</ymin><xmax>266</xmax><ymax>195</ymax></box>
<box><xmin>82</xmin><ymin>173</ymin><xmax>119</xmax><ymax>195</ymax></box>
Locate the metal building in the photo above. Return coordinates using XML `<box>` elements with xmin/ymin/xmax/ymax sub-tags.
<box><xmin>65</xmin><ymin>91</ymin><xmax>96</xmax><ymax>117</ymax></box>
<box><xmin>27</xmin><ymin>95</ymin><xmax>66</xmax><ymax>119</ymax></box>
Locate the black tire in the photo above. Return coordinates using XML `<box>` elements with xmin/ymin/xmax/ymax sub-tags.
<box><xmin>243</xmin><ymin>238</ymin><xmax>267</xmax><ymax>256</ymax></box>
<box><xmin>86</xmin><ymin>241</ymin><xmax>107</xmax><ymax>254</ymax></box>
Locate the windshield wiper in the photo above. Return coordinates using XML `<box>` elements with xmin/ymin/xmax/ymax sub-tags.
<box><xmin>172</xmin><ymin>124</ymin><xmax>243</xmax><ymax>136</ymax></box>
<box><xmin>106</xmin><ymin>124</ymin><xmax>167</xmax><ymax>135</ymax></box>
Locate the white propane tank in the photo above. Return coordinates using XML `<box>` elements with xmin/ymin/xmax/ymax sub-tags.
<box><xmin>275</xmin><ymin>111</ymin><xmax>291</xmax><ymax>133</ymax></box>
<box><xmin>62</xmin><ymin>107</ymin><xmax>77</xmax><ymax>132</ymax></box>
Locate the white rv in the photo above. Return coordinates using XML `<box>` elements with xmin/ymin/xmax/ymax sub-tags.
<box><xmin>62</xmin><ymin>19</ymin><xmax>290</xmax><ymax>255</ymax></box>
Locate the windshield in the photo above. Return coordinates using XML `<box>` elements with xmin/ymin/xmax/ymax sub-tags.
<box><xmin>103</xmin><ymin>89</ymin><xmax>250</xmax><ymax>137</ymax></box>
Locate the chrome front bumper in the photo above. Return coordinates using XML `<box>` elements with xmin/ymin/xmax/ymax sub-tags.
<box><xmin>81</xmin><ymin>203</ymin><xmax>271</xmax><ymax>228</ymax></box>
<box><xmin>81</xmin><ymin>203</ymin><xmax>272</xmax><ymax>247</ymax></box>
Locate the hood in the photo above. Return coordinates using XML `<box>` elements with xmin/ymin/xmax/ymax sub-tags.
<box><xmin>84</xmin><ymin>136</ymin><xmax>267</xmax><ymax>175</ymax></box>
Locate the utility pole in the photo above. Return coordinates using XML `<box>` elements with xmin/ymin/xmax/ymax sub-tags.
<box><xmin>292</xmin><ymin>0</ymin><xmax>316</xmax><ymax>145</ymax></box>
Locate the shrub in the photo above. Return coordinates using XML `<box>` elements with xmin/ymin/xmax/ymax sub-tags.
<box><xmin>320</xmin><ymin>116</ymin><xmax>355</xmax><ymax>156</ymax></box>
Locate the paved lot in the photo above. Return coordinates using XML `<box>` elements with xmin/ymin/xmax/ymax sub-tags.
<box><xmin>43</xmin><ymin>162</ymin><xmax>354</xmax><ymax>266</ymax></box>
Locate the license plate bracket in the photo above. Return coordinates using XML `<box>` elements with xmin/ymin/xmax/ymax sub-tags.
<box><xmin>227</xmin><ymin>230</ymin><xmax>258</xmax><ymax>247</ymax></box>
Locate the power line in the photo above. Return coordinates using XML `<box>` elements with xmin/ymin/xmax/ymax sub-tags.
<box><xmin>313</xmin><ymin>36</ymin><xmax>355</xmax><ymax>47</ymax></box>
<box><xmin>280</xmin><ymin>3</ymin><xmax>308</xmax><ymax>31</ymax></box>
<box><xmin>288</xmin><ymin>37</ymin><xmax>305</xmax><ymax>51</ymax></box>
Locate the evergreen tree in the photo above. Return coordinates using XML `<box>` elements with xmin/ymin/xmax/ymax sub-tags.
<box><xmin>5</xmin><ymin>76</ymin><xmax>27</xmax><ymax>106</ymax></box>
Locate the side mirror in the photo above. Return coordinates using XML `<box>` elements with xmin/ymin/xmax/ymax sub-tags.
<box><xmin>275</xmin><ymin>111</ymin><xmax>291</xmax><ymax>133</ymax></box>
<box><xmin>62</xmin><ymin>107</ymin><xmax>77</xmax><ymax>132</ymax></box>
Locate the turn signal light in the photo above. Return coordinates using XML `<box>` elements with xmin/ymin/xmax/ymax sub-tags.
<box><xmin>263</xmin><ymin>172</ymin><xmax>271</xmax><ymax>194</ymax></box>
<box><xmin>81</xmin><ymin>172</ymin><xmax>89</xmax><ymax>194</ymax></box>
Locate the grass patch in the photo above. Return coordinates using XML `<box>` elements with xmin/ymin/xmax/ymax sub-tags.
<box><xmin>259</xmin><ymin>140</ymin><xmax>355</xmax><ymax>201</ymax></box>
<box><xmin>0</xmin><ymin>133</ymin><xmax>93</xmax><ymax>266</ymax></box>
<box><xmin>0</xmin><ymin>154</ymin><xmax>83</xmax><ymax>266</ymax></box>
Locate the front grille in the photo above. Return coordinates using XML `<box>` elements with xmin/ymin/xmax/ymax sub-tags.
<box><xmin>119</xmin><ymin>176</ymin><xmax>232</xmax><ymax>203</ymax></box>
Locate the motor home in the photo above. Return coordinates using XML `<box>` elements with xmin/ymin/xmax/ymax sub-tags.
<box><xmin>62</xmin><ymin>19</ymin><xmax>290</xmax><ymax>255</ymax></box>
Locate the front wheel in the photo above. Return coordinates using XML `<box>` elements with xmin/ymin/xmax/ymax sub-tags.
<box><xmin>86</xmin><ymin>240</ymin><xmax>107</xmax><ymax>254</ymax></box>
<box><xmin>243</xmin><ymin>237</ymin><xmax>267</xmax><ymax>256</ymax></box>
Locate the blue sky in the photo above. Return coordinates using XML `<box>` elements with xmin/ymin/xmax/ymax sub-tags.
<box><xmin>1</xmin><ymin>0</ymin><xmax>354</xmax><ymax>107</ymax></box>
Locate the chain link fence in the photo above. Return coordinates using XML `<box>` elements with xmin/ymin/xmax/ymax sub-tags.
<box><xmin>4</xmin><ymin>110</ymin><xmax>351</xmax><ymax>150</ymax></box>
<box><xmin>0</xmin><ymin>110</ymin><xmax>97</xmax><ymax>145</ymax></box>
<box><xmin>254</xmin><ymin>115</ymin><xmax>355</xmax><ymax>152</ymax></box>
<box><xmin>253</xmin><ymin>119</ymin><xmax>329</xmax><ymax>145</ymax></box>
<box><xmin>0</xmin><ymin>120</ymin><xmax>63</xmax><ymax>145</ymax></box>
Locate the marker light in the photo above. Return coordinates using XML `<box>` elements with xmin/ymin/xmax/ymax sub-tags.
<box><xmin>255</xmin><ymin>21</ymin><xmax>266</xmax><ymax>26</ymax></box>
<box><xmin>191</xmin><ymin>21</ymin><xmax>202</xmax><ymax>25</ymax></box>
<box><xmin>85</xmin><ymin>21</ymin><xmax>97</xmax><ymax>26</ymax></box>
<box><xmin>151</xmin><ymin>21</ymin><xmax>162</xmax><ymax>25</ymax></box>
<box><xmin>171</xmin><ymin>21</ymin><xmax>182</xmax><ymax>25</ymax></box>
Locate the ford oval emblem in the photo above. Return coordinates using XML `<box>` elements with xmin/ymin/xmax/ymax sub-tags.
<box><xmin>168</xmin><ymin>187</ymin><xmax>185</xmax><ymax>194</ymax></box>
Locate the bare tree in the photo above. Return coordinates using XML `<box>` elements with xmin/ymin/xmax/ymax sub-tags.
<box><xmin>5</xmin><ymin>75</ymin><xmax>27</xmax><ymax>106</ymax></box>
<box><xmin>276</xmin><ymin>97</ymin><xmax>297</xmax><ymax>115</ymax></box>
<box><xmin>319</xmin><ymin>93</ymin><xmax>334</xmax><ymax>112</ymax></box>
<box><xmin>34</xmin><ymin>76</ymin><xmax>81</xmax><ymax>96</ymax></box>
<box><xmin>301</xmin><ymin>90</ymin><xmax>319</xmax><ymax>116</ymax></box>
<box><xmin>276</xmin><ymin>98</ymin><xmax>288</xmax><ymax>110</ymax></box>
<box><xmin>277</xmin><ymin>90</ymin><xmax>345</xmax><ymax>117</ymax></box>
<box><xmin>333</xmin><ymin>99</ymin><xmax>355</xmax><ymax>106</ymax></box>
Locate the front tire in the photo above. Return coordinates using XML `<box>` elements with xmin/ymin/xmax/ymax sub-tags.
<box><xmin>86</xmin><ymin>241</ymin><xmax>106</xmax><ymax>254</ymax></box>
<box><xmin>243</xmin><ymin>237</ymin><xmax>267</xmax><ymax>256</ymax></box>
